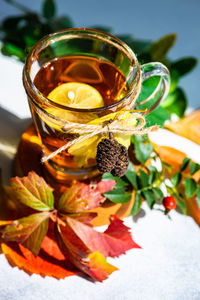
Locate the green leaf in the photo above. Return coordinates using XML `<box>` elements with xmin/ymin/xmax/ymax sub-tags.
<box><xmin>2</xmin><ymin>212</ymin><xmax>51</xmax><ymax>256</ymax></box>
<box><xmin>183</xmin><ymin>177</ymin><xmax>197</xmax><ymax>198</ymax></box>
<box><xmin>162</xmin><ymin>161</ymin><xmax>173</xmax><ymax>173</ymax></box>
<box><xmin>136</xmin><ymin>76</ymin><xmax>160</xmax><ymax>105</ymax></box>
<box><xmin>1</xmin><ymin>43</ymin><xmax>26</xmax><ymax>61</ymax></box>
<box><xmin>152</xmin><ymin>187</ymin><xmax>163</xmax><ymax>203</ymax></box>
<box><xmin>171</xmin><ymin>57</ymin><xmax>198</xmax><ymax>77</ymax></box>
<box><xmin>166</xmin><ymin>88</ymin><xmax>187</xmax><ymax>118</ymax></box>
<box><xmin>196</xmin><ymin>187</ymin><xmax>200</xmax><ymax>209</ymax></box>
<box><xmin>117</xmin><ymin>34</ymin><xmax>151</xmax><ymax>54</ymax></box>
<box><xmin>148</xmin><ymin>33</ymin><xmax>177</xmax><ymax>61</ymax></box>
<box><xmin>174</xmin><ymin>193</ymin><xmax>187</xmax><ymax>215</ymax></box>
<box><xmin>169</xmin><ymin>69</ymin><xmax>180</xmax><ymax>94</ymax></box>
<box><xmin>161</xmin><ymin>93</ymin><xmax>176</xmax><ymax>108</ymax></box>
<box><xmin>42</xmin><ymin>0</ymin><xmax>56</xmax><ymax>19</ymax></box>
<box><xmin>10</xmin><ymin>171</ymin><xmax>54</xmax><ymax>211</ymax></box>
<box><xmin>53</xmin><ymin>15</ymin><xmax>74</xmax><ymax>30</ymax></box>
<box><xmin>189</xmin><ymin>161</ymin><xmax>200</xmax><ymax>175</ymax></box>
<box><xmin>176</xmin><ymin>199</ymin><xmax>187</xmax><ymax>215</ymax></box>
<box><xmin>180</xmin><ymin>157</ymin><xmax>190</xmax><ymax>172</ymax></box>
<box><xmin>102</xmin><ymin>173</ymin><xmax>128</xmax><ymax>189</ymax></box>
<box><xmin>146</xmin><ymin>106</ymin><xmax>170</xmax><ymax>127</ymax></box>
<box><xmin>130</xmin><ymin>192</ymin><xmax>142</xmax><ymax>216</ymax></box>
<box><xmin>125</xmin><ymin>162</ymin><xmax>138</xmax><ymax>189</ymax></box>
<box><xmin>134</xmin><ymin>139</ymin><xmax>153</xmax><ymax>164</ymax></box>
<box><xmin>138</xmin><ymin>169</ymin><xmax>149</xmax><ymax>188</ymax></box>
<box><xmin>142</xmin><ymin>189</ymin><xmax>155</xmax><ymax>209</ymax></box>
<box><xmin>104</xmin><ymin>188</ymin><xmax>131</xmax><ymax>203</ymax></box>
<box><xmin>171</xmin><ymin>172</ymin><xmax>182</xmax><ymax>187</ymax></box>
<box><xmin>1</xmin><ymin>15</ymin><xmax>25</xmax><ymax>30</ymax></box>
<box><xmin>147</xmin><ymin>166</ymin><xmax>158</xmax><ymax>185</ymax></box>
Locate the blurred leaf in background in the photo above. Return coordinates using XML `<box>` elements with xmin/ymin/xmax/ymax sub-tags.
<box><xmin>0</xmin><ymin>0</ymin><xmax>198</xmax><ymax>122</ymax></box>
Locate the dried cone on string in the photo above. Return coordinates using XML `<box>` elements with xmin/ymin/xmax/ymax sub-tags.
<box><xmin>96</xmin><ymin>133</ymin><xmax>129</xmax><ymax>177</ymax></box>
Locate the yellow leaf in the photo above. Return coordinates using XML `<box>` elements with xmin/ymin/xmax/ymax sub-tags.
<box><xmin>88</xmin><ymin>251</ymin><xmax>118</xmax><ymax>281</ymax></box>
<box><xmin>69</xmin><ymin>111</ymin><xmax>136</xmax><ymax>167</ymax></box>
<box><xmin>0</xmin><ymin>220</ymin><xmax>13</xmax><ymax>226</ymax></box>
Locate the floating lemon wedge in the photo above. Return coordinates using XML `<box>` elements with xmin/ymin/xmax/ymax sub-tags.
<box><xmin>48</xmin><ymin>82</ymin><xmax>104</xmax><ymax>109</ymax></box>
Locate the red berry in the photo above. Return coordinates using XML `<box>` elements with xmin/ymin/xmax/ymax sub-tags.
<box><xmin>162</xmin><ymin>196</ymin><xmax>176</xmax><ymax>214</ymax></box>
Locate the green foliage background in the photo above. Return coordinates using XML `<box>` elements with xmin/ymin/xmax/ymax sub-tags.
<box><xmin>0</xmin><ymin>0</ymin><xmax>198</xmax><ymax>123</ymax></box>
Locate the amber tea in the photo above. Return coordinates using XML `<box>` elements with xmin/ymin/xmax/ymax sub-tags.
<box><xmin>34</xmin><ymin>56</ymin><xmax>128</xmax><ymax>105</ymax></box>
<box><xmin>32</xmin><ymin>55</ymin><xmax>130</xmax><ymax>175</ymax></box>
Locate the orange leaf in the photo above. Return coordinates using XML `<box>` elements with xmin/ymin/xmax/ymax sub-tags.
<box><xmin>166</xmin><ymin>110</ymin><xmax>200</xmax><ymax>145</ymax></box>
<box><xmin>153</xmin><ymin>144</ymin><xmax>186</xmax><ymax>171</ymax></box>
<box><xmin>1</xmin><ymin>235</ymin><xmax>78</xmax><ymax>279</ymax></box>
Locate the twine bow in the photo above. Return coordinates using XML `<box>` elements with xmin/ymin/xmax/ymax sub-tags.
<box><xmin>41</xmin><ymin>110</ymin><xmax>158</xmax><ymax>163</ymax></box>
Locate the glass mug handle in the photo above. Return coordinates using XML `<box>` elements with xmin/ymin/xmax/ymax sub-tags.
<box><xmin>138</xmin><ymin>62</ymin><xmax>170</xmax><ymax>114</ymax></box>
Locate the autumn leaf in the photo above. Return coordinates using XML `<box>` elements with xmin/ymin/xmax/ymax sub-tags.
<box><xmin>1</xmin><ymin>235</ymin><xmax>78</xmax><ymax>279</ymax></box>
<box><xmin>87</xmin><ymin>251</ymin><xmax>118</xmax><ymax>282</ymax></box>
<box><xmin>1</xmin><ymin>212</ymin><xmax>51</xmax><ymax>256</ymax></box>
<box><xmin>96</xmin><ymin>180</ymin><xmax>116</xmax><ymax>193</ymax></box>
<box><xmin>0</xmin><ymin>178</ymin><xmax>26</xmax><ymax>220</ymax></box>
<box><xmin>58</xmin><ymin>180</ymin><xmax>115</xmax><ymax>213</ymax></box>
<box><xmin>0</xmin><ymin>220</ymin><xmax>13</xmax><ymax>226</ymax></box>
<box><xmin>55</xmin><ymin>224</ymin><xmax>118</xmax><ymax>281</ymax></box>
<box><xmin>0</xmin><ymin>171</ymin><xmax>138</xmax><ymax>281</ymax></box>
<box><xmin>61</xmin><ymin>215</ymin><xmax>141</xmax><ymax>258</ymax></box>
<box><xmin>66</xmin><ymin>212</ymin><xmax>97</xmax><ymax>227</ymax></box>
<box><xmin>10</xmin><ymin>171</ymin><xmax>54</xmax><ymax>211</ymax></box>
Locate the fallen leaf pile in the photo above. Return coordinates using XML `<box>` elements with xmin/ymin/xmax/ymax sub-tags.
<box><xmin>0</xmin><ymin>171</ymin><xmax>140</xmax><ymax>281</ymax></box>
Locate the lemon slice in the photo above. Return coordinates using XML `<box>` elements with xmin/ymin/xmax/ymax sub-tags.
<box><xmin>40</xmin><ymin>82</ymin><xmax>104</xmax><ymax>131</ymax></box>
<box><xmin>48</xmin><ymin>82</ymin><xmax>104</xmax><ymax>109</ymax></box>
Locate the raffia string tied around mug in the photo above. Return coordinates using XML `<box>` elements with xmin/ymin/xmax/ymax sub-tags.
<box><xmin>41</xmin><ymin>108</ymin><xmax>158</xmax><ymax>177</ymax></box>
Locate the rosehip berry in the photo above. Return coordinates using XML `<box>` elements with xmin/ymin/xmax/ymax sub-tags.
<box><xmin>162</xmin><ymin>196</ymin><xmax>176</xmax><ymax>214</ymax></box>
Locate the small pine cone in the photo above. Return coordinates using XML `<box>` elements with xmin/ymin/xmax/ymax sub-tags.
<box><xmin>111</xmin><ymin>145</ymin><xmax>129</xmax><ymax>177</ymax></box>
<box><xmin>96</xmin><ymin>138</ymin><xmax>121</xmax><ymax>173</ymax></box>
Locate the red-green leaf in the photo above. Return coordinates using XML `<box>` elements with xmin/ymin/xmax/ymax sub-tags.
<box><xmin>64</xmin><ymin>215</ymin><xmax>141</xmax><ymax>258</ymax></box>
<box><xmin>58</xmin><ymin>180</ymin><xmax>115</xmax><ymax>213</ymax></box>
<box><xmin>10</xmin><ymin>171</ymin><xmax>54</xmax><ymax>211</ymax></box>
<box><xmin>1</xmin><ymin>212</ymin><xmax>51</xmax><ymax>256</ymax></box>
